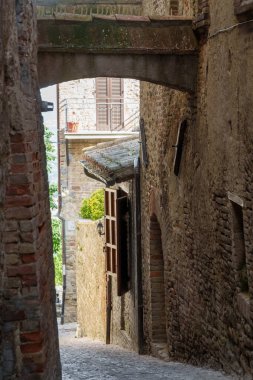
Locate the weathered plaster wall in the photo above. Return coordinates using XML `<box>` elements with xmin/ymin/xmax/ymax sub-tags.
<box><xmin>0</xmin><ymin>1</ymin><xmax>61</xmax><ymax>379</ymax></box>
<box><xmin>76</xmin><ymin>221</ymin><xmax>106</xmax><ymax>341</ymax></box>
<box><xmin>140</xmin><ymin>0</ymin><xmax>253</xmax><ymax>377</ymax></box>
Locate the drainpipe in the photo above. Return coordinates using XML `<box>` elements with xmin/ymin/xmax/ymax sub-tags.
<box><xmin>106</xmin><ymin>274</ymin><xmax>112</xmax><ymax>344</ymax></box>
<box><xmin>60</xmin><ymin>219</ymin><xmax>67</xmax><ymax>325</ymax></box>
<box><xmin>134</xmin><ymin>157</ymin><xmax>144</xmax><ymax>353</ymax></box>
<box><xmin>56</xmin><ymin>84</ymin><xmax>66</xmax><ymax>325</ymax></box>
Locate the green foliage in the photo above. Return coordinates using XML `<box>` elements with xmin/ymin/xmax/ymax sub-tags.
<box><xmin>80</xmin><ymin>198</ymin><xmax>91</xmax><ymax>219</ymax></box>
<box><xmin>80</xmin><ymin>189</ymin><xmax>104</xmax><ymax>220</ymax></box>
<box><xmin>44</xmin><ymin>125</ymin><xmax>62</xmax><ymax>285</ymax></box>
<box><xmin>44</xmin><ymin>126</ymin><xmax>58</xmax><ymax>209</ymax></box>
<box><xmin>44</xmin><ymin>127</ymin><xmax>55</xmax><ymax>174</ymax></box>
<box><xmin>49</xmin><ymin>183</ymin><xmax>58</xmax><ymax>210</ymax></box>
<box><xmin>52</xmin><ymin>218</ymin><xmax>62</xmax><ymax>285</ymax></box>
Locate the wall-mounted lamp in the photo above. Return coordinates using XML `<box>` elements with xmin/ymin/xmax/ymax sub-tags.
<box><xmin>97</xmin><ymin>221</ymin><xmax>105</xmax><ymax>236</ymax></box>
<box><xmin>41</xmin><ymin>101</ymin><xmax>54</xmax><ymax>112</ymax></box>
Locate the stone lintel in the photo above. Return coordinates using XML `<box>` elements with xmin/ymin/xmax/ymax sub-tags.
<box><xmin>37</xmin><ymin>17</ymin><xmax>198</xmax><ymax>55</ymax></box>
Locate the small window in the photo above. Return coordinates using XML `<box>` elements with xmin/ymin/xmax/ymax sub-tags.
<box><xmin>169</xmin><ymin>0</ymin><xmax>179</xmax><ymax>15</ymax></box>
<box><xmin>193</xmin><ymin>0</ymin><xmax>209</xmax><ymax>32</ymax></box>
<box><xmin>234</xmin><ymin>0</ymin><xmax>253</xmax><ymax>18</ymax></box>
<box><xmin>231</xmin><ymin>200</ymin><xmax>249</xmax><ymax>293</ymax></box>
<box><xmin>173</xmin><ymin>120</ymin><xmax>187</xmax><ymax>176</ymax></box>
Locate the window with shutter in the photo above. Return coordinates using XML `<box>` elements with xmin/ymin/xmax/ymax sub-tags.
<box><xmin>173</xmin><ymin>120</ymin><xmax>188</xmax><ymax>176</ymax></box>
<box><xmin>96</xmin><ymin>78</ymin><xmax>124</xmax><ymax>131</ymax></box>
<box><xmin>234</xmin><ymin>0</ymin><xmax>253</xmax><ymax>18</ymax></box>
<box><xmin>169</xmin><ymin>0</ymin><xmax>179</xmax><ymax>15</ymax></box>
<box><xmin>105</xmin><ymin>188</ymin><xmax>129</xmax><ymax>296</ymax></box>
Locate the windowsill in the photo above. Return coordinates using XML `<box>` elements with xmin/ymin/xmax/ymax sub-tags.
<box><xmin>237</xmin><ymin>291</ymin><xmax>250</xmax><ymax>321</ymax></box>
<box><xmin>64</xmin><ymin>130</ymin><xmax>139</xmax><ymax>141</ymax></box>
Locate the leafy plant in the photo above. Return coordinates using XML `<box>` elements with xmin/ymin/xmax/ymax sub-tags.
<box><xmin>44</xmin><ymin>127</ymin><xmax>55</xmax><ymax>174</ymax></box>
<box><xmin>49</xmin><ymin>183</ymin><xmax>58</xmax><ymax>210</ymax></box>
<box><xmin>80</xmin><ymin>189</ymin><xmax>104</xmax><ymax>220</ymax></box>
<box><xmin>52</xmin><ymin>218</ymin><xmax>62</xmax><ymax>286</ymax></box>
<box><xmin>44</xmin><ymin>125</ymin><xmax>62</xmax><ymax>285</ymax></box>
<box><xmin>44</xmin><ymin>126</ymin><xmax>58</xmax><ymax>209</ymax></box>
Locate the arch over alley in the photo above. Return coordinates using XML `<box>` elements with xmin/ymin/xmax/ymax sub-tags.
<box><xmin>37</xmin><ymin>15</ymin><xmax>199</xmax><ymax>91</ymax></box>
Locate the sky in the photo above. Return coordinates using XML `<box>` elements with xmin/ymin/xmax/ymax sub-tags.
<box><xmin>40</xmin><ymin>85</ymin><xmax>58</xmax><ymax>183</ymax></box>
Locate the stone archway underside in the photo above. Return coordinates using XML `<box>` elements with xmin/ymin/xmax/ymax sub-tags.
<box><xmin>37</xmin><ymin>15</ymin><xmax>199</xmax><ymax>92</ymax></box>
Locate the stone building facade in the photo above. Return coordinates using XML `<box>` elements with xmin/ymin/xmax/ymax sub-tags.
<box><xmin>139</xmin><ymin>0</ymin><xmax>253</xmax><ymax>378</ymax></box>
<box><xmin>58</xmin><ymin>78</ymin><xmax>139</xmax><ymax>322</ymax></box>
<box><xmin>1</xmin><ymin>0</ymin><xmax>253</xmax><ymax>379</ymax></box>
<box><xmin>76</xmin><ymin>197</ymin><xmax>139</xmax><ymax>351</ymax></box>
<box><xmin>0</xmin><ymin>1</ymin><xmax>61</xmax><ymax>379</ymax></box>
<box><xmin>75</xmin><ymin>136</ymin><xmax>141</xmax><ymax>351</ymax></box>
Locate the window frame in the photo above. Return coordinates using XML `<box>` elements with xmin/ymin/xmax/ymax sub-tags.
<box><xmin>96</xmin><ymin>78</ymin><xmax>124</xmax><ymax>131</ymax></box>
<box><xmin>234</xmin><ymin>0</ymin><xmax>253</xmax><ymax>18</ymax></box>
<box><xmin>104</xmin><ymin>188</ymin><xmax>130</xmax><ymax>296</ymax></box>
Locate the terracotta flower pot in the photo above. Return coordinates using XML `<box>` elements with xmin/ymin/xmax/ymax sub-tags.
<box><xmin>67</xmin><ymin>122</ymin><xmax>78</xmax><ymax>132</ymax></box>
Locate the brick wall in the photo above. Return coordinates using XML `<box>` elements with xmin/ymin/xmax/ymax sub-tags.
<box><xmin>140</xmin><ymin>0</ymin><xmax>253</xmax><ymax>377</ymax></box>
<box><xmin>0</xmin><ymin>1</ymin><xmax>61</xmax><ymax>378</ymax></box>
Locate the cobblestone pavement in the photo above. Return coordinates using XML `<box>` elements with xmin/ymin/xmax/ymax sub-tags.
<box><xmin>59</xmin><ymin>324</ymin><xmax>234</xmax><ymax>380</ymax></box>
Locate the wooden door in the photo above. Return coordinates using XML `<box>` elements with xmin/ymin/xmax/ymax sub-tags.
<box><xmin>104</xmin><ymin>188</ymin><xmax>129</xmax><ymax>296</ymax></box>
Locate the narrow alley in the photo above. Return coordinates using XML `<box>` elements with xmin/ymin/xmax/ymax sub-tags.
<box><xmin>59</xmin><ymin>324</ymin><xmax>233</xmax><ymax>380</ymax></box>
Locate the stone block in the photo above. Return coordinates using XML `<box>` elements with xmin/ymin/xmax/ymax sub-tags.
<box><xmin>20</xmin><ymin>220</ymin><xmax>34</xmax><ymax>232</ymax></box>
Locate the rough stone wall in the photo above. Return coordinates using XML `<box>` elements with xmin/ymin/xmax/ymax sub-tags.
<box><xmin>110</xmin><ymin>277</ymin><xmax>136</xmax><ymax>350</ymax></box>
<box><xmin>0</xmin><ymin>1</ymin><xmax>61</xmax><ymax>379</ymax></box>
<box><xmin>140</xmin><ymin>0</ymin><xmax>253</xmax><ymax>377</ymax></box>
<box><xmin>76</xmin><ymin>221</ymin><xmax>106</xmax><ymax>340</ymax></box>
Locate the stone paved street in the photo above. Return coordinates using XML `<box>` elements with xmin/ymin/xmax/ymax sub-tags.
<box><xmin>59</xmin><ymin>324</ymin><xmax>234</xmax><ymax>380</ymax></box>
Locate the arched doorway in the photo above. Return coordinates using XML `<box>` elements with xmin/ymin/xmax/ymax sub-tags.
<box><xmin>149</xmin><ymin>214</ymin><xmax>167</xmax><ymax>355</ymax></box>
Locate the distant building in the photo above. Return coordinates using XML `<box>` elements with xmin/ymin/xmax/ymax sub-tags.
<box><xmin>58</xmin><ymin>78</ymin><xmax>140</xmax><ymax>322</ymax></box>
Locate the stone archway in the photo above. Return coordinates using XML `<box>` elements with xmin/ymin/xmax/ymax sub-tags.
<box><xmin>37</xmin><ymin>16</ymin><xmax>198</xmax><ymax>92</ymax></box>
